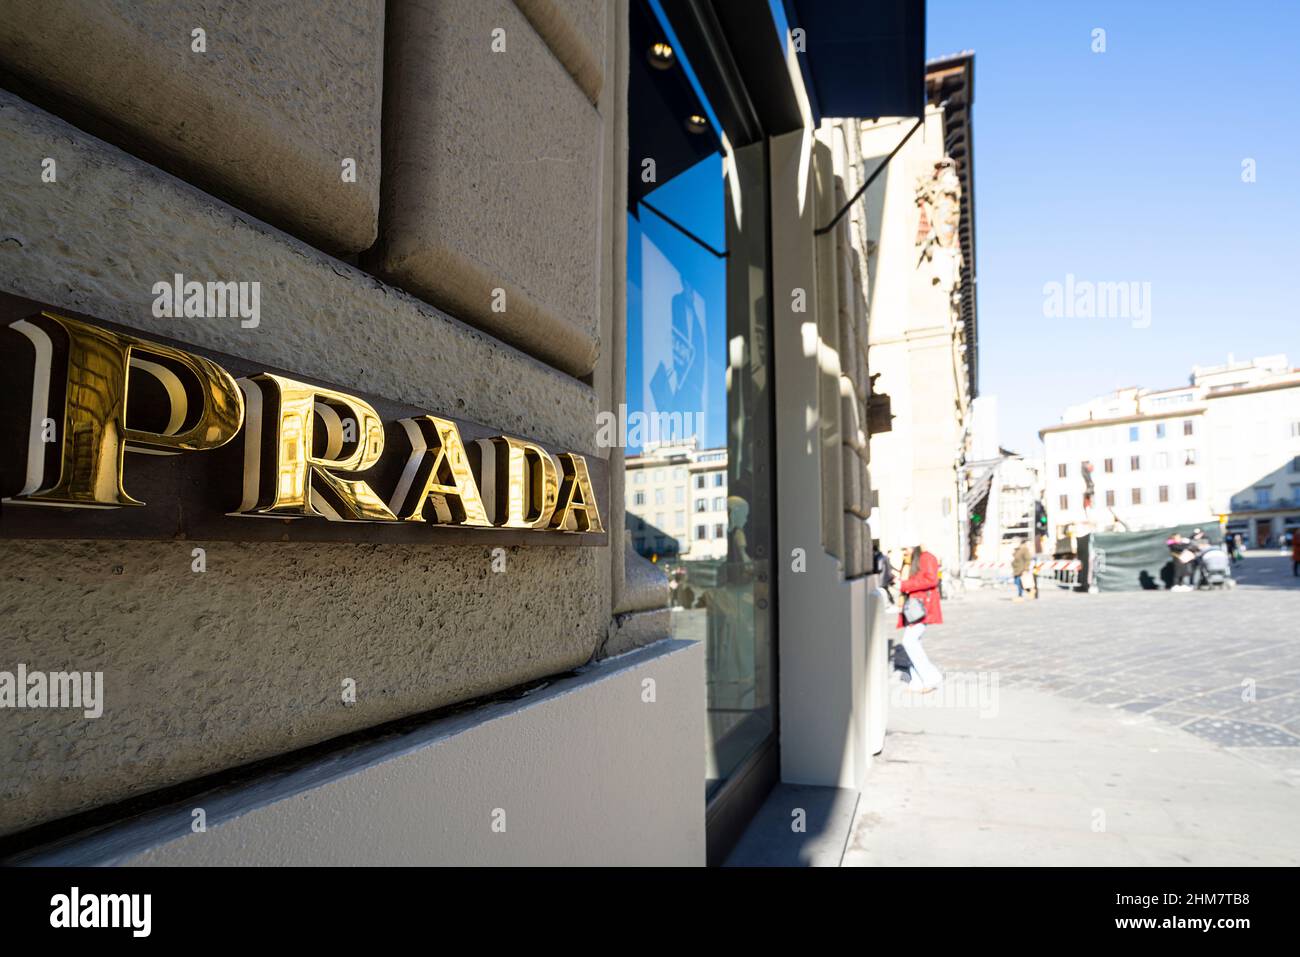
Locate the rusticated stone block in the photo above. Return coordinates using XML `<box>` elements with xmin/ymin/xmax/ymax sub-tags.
<box><xmin>0</xmin><ymin>0</ymin><xmax>383</xmax><ymax>254</ymax></box>
<box><xmin>513</xmin><ymin>0</ymin><xmax>607</xmax><ymax>104</ymax></box>
<box><xmin>0</xmin><ymin>90</ymin><xmax>612</xmax><ymax>838</ymax></box>
<box><xmin>376</xmin><ymin>0</ymin><xmax>603</xmax><ymax>378</ymax></box>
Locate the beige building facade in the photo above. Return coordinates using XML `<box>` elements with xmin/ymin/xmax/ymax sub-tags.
<box><xmin>1042</xmin><ymin>355</ymin><xmax>1300</xmax><ymax>545</ymax></box>
<box><xmin>862</xmin><ymin>55</ymin><xmax>977</xmax><ymax>574</ymax></box>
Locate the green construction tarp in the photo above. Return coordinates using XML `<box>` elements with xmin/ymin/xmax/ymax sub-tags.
<box><xmin>1092</xmin><ymin>523</ymin><xmax>1220</xmax><ymax>592</ymax></box>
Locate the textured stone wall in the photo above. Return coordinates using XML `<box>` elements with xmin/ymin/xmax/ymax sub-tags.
<box><xmin>0</xmin><ymin>2</ymin><xmax>631</xmax><ymax>839</ymax></box>
<box><xmin>0</xmin><ymin>0</ymin><xmax>385</xmax><ymax>254</ymax></box>
<box><xmin>373</xmin><ymin>0</ymin><xmax>606</xmax><ymax>378</ymax></box>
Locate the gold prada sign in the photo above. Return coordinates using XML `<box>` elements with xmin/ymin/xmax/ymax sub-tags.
<box><xmin>0</xmin><ymin>308</ymin><xmax>604</xmax><ymax>544</ymax></box>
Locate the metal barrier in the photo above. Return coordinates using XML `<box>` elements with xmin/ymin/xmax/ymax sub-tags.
<box><xmin>962</xmin><ymin>559</ymin><xmax>1083</xmax><ymax>589</ymax></box>
<box><xmin>1040</xmin><ymin>559</ymin><xmax>1083</xmax><ymax>587</ymax></box>
<box><xmin>961</xmin><ymin>561</ymin><xmax>1012</xmax><ymax>588</ymax></box>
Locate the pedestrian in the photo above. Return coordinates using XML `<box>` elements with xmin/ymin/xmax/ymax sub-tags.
<box><xmin>1292</xmin><ymin>531</ymin><xmax>1300</xmax><ymax>578</ymax></box>
<box><xmin>875</xmin><ymin>545</ymin><xmax>896</xmax><ymax>604</ymax></box>
<box><xmin>1011</xmin><ymin>538</ymin><xmax>1033</xmax><ymax>603</ymax></box>
<box><xmin>897</xmin><ymin>544</ymin><xmax>944</xmax><ymax>692</ymax></box>
<box><xmin>1168</xmin><ymin>533</ymin><xmax>1196</xmax><ymax>591</ymax></box>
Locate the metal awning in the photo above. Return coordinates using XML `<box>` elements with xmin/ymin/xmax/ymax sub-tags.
<box><xmin>781</xmin><ymin>0</ymin><xmax>927</xmax><ymax>122</ymax></box>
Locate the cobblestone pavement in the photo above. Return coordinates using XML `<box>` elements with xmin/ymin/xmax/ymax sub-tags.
<box><xmin>931</xmin><ymin>551</ymin><xmax>1300</xmax><ymax>773</ymax></box>
<box><xmin>845</xmin><ymin>552</ymin><xmax>1300</xmax><ymax>865</ymax></box>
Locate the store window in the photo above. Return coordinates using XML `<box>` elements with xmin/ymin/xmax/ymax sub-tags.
<box><xmin>626</xmin><ymin>0</ymin><xmax>774</xmax><ymax>803</ymax></box>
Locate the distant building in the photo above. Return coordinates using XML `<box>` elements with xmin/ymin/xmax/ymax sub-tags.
<box><xmin>1040</xmin><ymin>355</ymin><xmax>1300</xmax><ymax>545</ymax></box>
<box><xmin>626</xmin><ymin>439</ymin><xmax>728</xmax><ymax>561</ymax></box>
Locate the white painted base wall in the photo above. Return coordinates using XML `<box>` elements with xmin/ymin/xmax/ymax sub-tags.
<box><xmin>19</xmin><ymin>639</ymin><xmax>704</xmax><ymax>867</ymax></box>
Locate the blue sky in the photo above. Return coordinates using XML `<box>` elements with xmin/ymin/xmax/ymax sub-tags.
<box><xmin>927</xmin><ymin>0</ymin><xmax>1300</xmax><ymax>454</ymax></box>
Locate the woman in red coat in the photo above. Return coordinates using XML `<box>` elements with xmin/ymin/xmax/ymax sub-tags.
<box><xmin>897</xmin><ymin>545</ymin><xmax>944</xmax><ymax>692</ymax></box>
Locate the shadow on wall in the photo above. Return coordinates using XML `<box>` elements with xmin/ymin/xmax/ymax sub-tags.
<box><xmin>1227</xmin><ymin>458</ymin><xmax>1300</xmax><ymax>546</ymax></box>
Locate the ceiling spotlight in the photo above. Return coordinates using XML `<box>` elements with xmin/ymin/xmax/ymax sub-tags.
<box><xmin>685</xmin><ymin>114</ymin><xmax>708</xmax><ymax>134</ymax></box>
<box><xmin>648</xmin><ymin>42</ymin><xmax>675</xmax><ymax>69</ymax></box>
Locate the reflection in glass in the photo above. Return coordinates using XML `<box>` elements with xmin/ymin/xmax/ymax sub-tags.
<box><xmin>625</xmin><ymin>0</ymin><xmax>773</xmax><ymax>800</ymax></box>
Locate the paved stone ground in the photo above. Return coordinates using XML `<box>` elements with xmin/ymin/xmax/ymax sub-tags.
<box><xmin>941</xmin><ymin>552</ymin><xmax>1300</xmax><ymax>765</ymax></box>
<box><xmin>844</xmin><ymin>552</ymin><xmax>1300</xmax><ymax>866</ymax></box>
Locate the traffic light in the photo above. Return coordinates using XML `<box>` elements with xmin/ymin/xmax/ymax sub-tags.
<box><xmin>1035</xmin><ymin>501</ymin><xmax>1048</xmax><ymax>531</ymax></box>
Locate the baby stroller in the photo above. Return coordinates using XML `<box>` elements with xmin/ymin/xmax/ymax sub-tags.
<box><xmin>1197</xmin><ymin>546</ymin><xmax>1234</xmax><ymax>589</ymax></box>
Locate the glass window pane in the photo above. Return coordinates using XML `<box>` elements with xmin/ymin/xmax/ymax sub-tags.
<box><xmin>625</xmin><ymin>0</ymin><xmax>773</xmax><ymax>800</ymax></box>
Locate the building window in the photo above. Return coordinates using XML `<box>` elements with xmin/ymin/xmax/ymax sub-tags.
<box><xmin>1132</xmin><ymin>488</ymin><xmax>1142</xmax><ymax>505</ymax></box>
<box><xmin>713</xmin><ymin>473</ymin><xmax>724</xmax><ymax>487</ymax></box>
<box><xmin>654</xmin><ymin>488</ymin><xmax>665</xmax><ymax>505</ymax></box>
<box><xmin>1158</xmin><ymin>485</ymin><xmax>1169</xmax><ymax>503</ymax></box>
<box><xmin>714</xmin><ymin>523</ymin><xmax>725</xmax><ymax>538</ymax></box>
<box><xmin>675</xmin><ymin>487</ymin><xmax>685</xmax><ymax>504</ymax></box>
<box><xmin>675</xmin><ymin>510</ymin><xmax>685</xmax><ymax>528</ymax></box>
<box><xmin>696</xmin><ymin>525</ymin><xmax>707</xmax><ymax>541</ymax></box>
<box><xmin>1103</xmin><ymin>458</ymin><xmax>1114</xmax><ymax>473</ymax></box>
<box><xmin>1257</xmin><ymin>487</ymin><xmax>1272</xmax><ymax>507</ymax></box>
<box><xmin>695</xmin><ymin>500</ymin><xmax>707</xmax><ymax>513</ymax></box>
<box><xmin>1156</xmin><ymin>422</ymin><xmax>1166</xmax><ymax>439</ymax></box>
<box><xmin>713</xmin><ymin>496</ymin><xmax>725</xmax><ymax>511</ymax></box>
<box><xmin>1059</xmin><ymin>494</ymin><xmax>1069</xmax><ymax>510</ymax></box>
<box><xmin>695</xmin><ymin>475</ymin><xmax>706</xmax><ymax>489</ymax></box>
<box><xmin>634</xmin><ymin>471</ymin><xmax>645</xmax><ymax>485</ymax></box>
<box><xmin>1057</xmin><ymin>463</ymin><xmax>1067</xmax><ymax>478</ymax></box>
<box><xmin>1290</xmin><ymin>456</ymin><xmax>1300</xmax><ymax>474</ymax></box>
<box><xmin>1130</xmin><ymin>455</ymin><xmax>1141</xmax><ymax>471</ymax></box>
<box><xmin>633</xmin><ymin>492</ymin><xmax>646</xmax><ymax>506</ymax></box>
<box><xmin>1185</xmin><ymin>449</ymin><xmax>1197</xmax><ymax>466</ymax></box>
<box><xmin>1184</xmin><ymin>419</ymin><xmax>1195</xmax><ymax>436</ymax></box>
<box><xmin>1105</xmin><ymin>490</ymin><xmax>1116</xmax><ymax>507</ymax></box>
<box><xmin>1186</xmin><ymin>483</ymin><xmax>1197</xmax><ymax>501</ymax></box>
<box><xmin>1129</xmin><ymin>426</ymin><xmax>1140</xmax><ymax>442</ymax></box>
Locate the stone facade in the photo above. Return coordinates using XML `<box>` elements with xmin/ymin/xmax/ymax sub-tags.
<box><xmin>0</xmin><ymin>2</ymin><xmax>666</xmax><ymax>842</ymax></box>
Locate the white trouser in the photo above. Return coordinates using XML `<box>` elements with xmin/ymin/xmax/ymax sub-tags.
<box><xmin>900</xmin><ymin>623</ymin><xmax>943</xmax><ymax>690</ymax></box>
